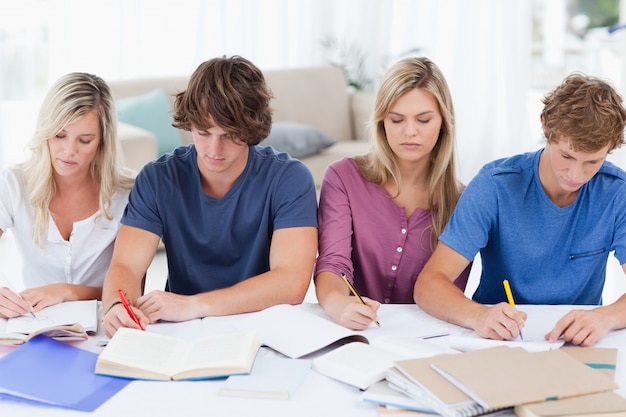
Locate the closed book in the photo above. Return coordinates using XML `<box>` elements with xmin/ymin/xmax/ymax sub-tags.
<box><xmin>430</xmin><ymin>346</ymin><xmax>617</xmax><ymax>410</ymax></box>
<box><xmin>218</xmin><ymin>356</ymin><xmax>311</xmax><ymax>399</ymax></box>
<box><xmin>0</xmin><ymin>335</ymin><xmax>130</xmax><ymax>411</ymax></box>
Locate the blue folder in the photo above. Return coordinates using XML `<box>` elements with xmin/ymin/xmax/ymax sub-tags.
<box><xmin>0</xmin><ymin>334</ymin><xmax>131</xmax><ymax>412</ymax></box>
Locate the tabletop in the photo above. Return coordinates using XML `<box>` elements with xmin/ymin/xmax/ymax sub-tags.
<box><xmin>0</xmin><ymin>303</ymin><xmax>624</xmax><ymax>417</ymax></box>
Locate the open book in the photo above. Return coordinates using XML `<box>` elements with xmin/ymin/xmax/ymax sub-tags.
<box><xmin>234</xmin><ymin>304</ymin><xmax>369</xmax><ymax>358</ymax></box>
<box><xmin>0</xmin><ymin>300</ymin><xmax>98</xmax><ymax>345</ymax></box>
<box><xmin>233</xmin><ymin>303</ymin><xmax>451</xmax><ymax>359</ymax></box>
<box><xmin>95</xmin><ymin>327</ymin><xmax>260</xmax><ymax>381</ymax></box>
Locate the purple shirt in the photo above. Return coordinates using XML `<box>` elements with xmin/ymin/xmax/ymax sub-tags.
<box><xmin>315</xmin><ymin>158</ymin><xmax>469</xmax><ymax>303</ymax></box>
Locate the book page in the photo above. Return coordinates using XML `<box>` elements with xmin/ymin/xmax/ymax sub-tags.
<box><xmin>179</xmin><ymin>332</ymin><xmax>258</xmax><ymax>371</ymax></box>
<box><xmin>313</xmin><ymin>341</ymin><xmax>402</xmax><ymax>390</ymax></box>
<box><xmin>5</xmin><ymin>300</ymin><xmax>98</xmax><ymax>335</ymax></box>
<box><xmin>234</xmin><ymin>304</ymin><xmax>368</xmax><ymax>358</ymax></box>
<box><xmin>97</xmin><ymin>327</ymin><xmax>186</xmax><ymax>379</ymax></box>
<box><xmin>373</xmin><ymin>336</ymin><xmax>460</xmax><ymax>358</ymax></box>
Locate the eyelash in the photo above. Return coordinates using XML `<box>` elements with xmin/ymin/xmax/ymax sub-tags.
<box><xmin>391</xmin><ymin>119</ymin><xmax>430</xmax><ymax>124</ymax></box>
<box><xmin>54</xmin><ymin>135</ymin><xmax>92</xmax><ymax>144</ymax></box>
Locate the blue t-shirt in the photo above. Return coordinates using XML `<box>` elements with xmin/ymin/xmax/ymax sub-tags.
<box><xmin>441</xmin><ymin>149</ymin><xmax>626</xmax><ymax>305</ymax></box>
<box><xmin>122</xmin><ymin>144</ymin><xmax>318</xmax><ymax>295</ymax></box>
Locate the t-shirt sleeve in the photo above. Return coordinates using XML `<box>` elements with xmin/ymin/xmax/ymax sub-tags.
<box><xmin>121</xmin><ymin>164</ymin><xmax>164</xmax><ymax>237</ymax></box>
<box><xmin>439</xmin><ymin>167</ymin><xmax>498</xmax><ymax>262</ymax></box>
<box><xmin>270</xmin><ymin>160</ymin><xmax>318</xmax><ymax>230</ymax></box>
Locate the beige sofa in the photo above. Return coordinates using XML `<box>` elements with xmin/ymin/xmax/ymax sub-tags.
<box><xmin>108</xmin><ymin>65</ymin><xmax>374</xmax><ymax>188</ymax></box>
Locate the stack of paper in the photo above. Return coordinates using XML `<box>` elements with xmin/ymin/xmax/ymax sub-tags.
<box><xmin>385</xmin><ymin>346</ymin><xmax>623</xmax><ymax>417</ymax></box>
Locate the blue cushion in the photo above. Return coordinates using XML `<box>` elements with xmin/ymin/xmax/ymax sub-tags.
<box><xmin>116</xmin><ymin>89</ymin><xmax>182</xmax><ymax>156</ymax></box>
<box><xmin>262</xmin><ymin>122</ymin><xmax>335</xmax><ymax>158</ymax></box>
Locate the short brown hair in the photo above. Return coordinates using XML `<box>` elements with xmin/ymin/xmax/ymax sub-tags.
<box><xmin>172</xmin><ymin>55</ymin><xmax>273</xmax><ymax>146</ymax></box>
<box><xmin>541</xmin><ymin>72</ymin><xmax>626</xmax><ymax>152</ymax></box>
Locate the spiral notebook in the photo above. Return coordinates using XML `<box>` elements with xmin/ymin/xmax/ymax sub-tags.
<box><xmin>386</xmin><ymin>358</ymin><xmax>498</xmax><ymax>417</ymax></box>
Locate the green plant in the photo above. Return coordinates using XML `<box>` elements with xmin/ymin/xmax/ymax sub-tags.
<box><xmin>320</xmin><ymin>35</ymin><xmax>421</xmax><ymax>91</ymax></box>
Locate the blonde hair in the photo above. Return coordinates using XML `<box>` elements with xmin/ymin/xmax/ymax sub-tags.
<box><xmin>355</xmin><ymin>57</ymin><xmax>461</xmax><ymax>247</ymax></box>
<box><xmin>18</xmin><ymin>72</ymin><xmax>135</xmax><ymax>245</ymax></box>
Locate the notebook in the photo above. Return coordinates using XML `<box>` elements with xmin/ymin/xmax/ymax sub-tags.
<box><xmin>218</xmin><ymin>356</ymin><xmax>311</xmax><ymax>399</ymax></box>
<box><xmin>0</xmin><ymin>334</ymin><xmax>130</xmax><ymax>411</ymax></box>
<box><xmin>429</xmin><ymin>346</ymin><xmax>617</xmax><ymax>410</ymax></box>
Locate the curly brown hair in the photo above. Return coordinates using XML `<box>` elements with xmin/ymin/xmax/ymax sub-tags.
<box><xmin>172</xmin><ymin>55</ymin><xmax>273</xmax><ymax>146</ymax></box>
<box><xmin>541</xmin><ymin>72</ymin><xmax>626</xmax><ymax>153</ymax></box>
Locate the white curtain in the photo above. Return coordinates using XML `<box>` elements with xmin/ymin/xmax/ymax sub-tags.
<box><xmin>1</xmin><ymin>0</ymin><xmax>532</xmax><ymax>182</ymax></box>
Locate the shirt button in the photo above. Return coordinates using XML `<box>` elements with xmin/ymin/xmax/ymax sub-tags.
<box><xmin>384</xmin><ymin>298</ymin><xmax>390</xmax><ymax>303</ymax></box>
<box><xmin>396</xmin><ymin>247</ymin><xmax>403</xmax><ymax>253</ymax></box>
<box><xmin>391</xmin><ymin>265</ymin><xmax>397</xmax><ymax>271</ymax></box>
<box><xmin>401</xmin><ymin>228</ymin><xmax>407</xmax><ymax>234</ymax></box>
<box><xmin>387</xmin><ymin>281</ymin><xmax>393</xmax><ymax>288</ymax></box>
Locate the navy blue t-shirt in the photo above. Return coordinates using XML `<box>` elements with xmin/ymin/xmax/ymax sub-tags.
<box><xmin>122</xmin><ymin>144</ymin><xmax>318</xmax><ymax>295</ymax></box>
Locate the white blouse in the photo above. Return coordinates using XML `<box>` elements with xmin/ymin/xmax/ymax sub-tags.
<box><xmin>0</xmin><ymin>167</ymin><xmax>130</xmax><ymax>288</ymax></box>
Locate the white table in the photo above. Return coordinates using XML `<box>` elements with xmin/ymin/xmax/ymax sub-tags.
<box><xmin>0</xmin><ymin>303</ymin><xmax>624</xmax><ymax>417</ymax></box>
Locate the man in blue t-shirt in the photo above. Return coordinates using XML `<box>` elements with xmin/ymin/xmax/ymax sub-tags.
<box><xmin>102</xmin><ymin>56</ymin><xmax>318</xmax><ymax>337</ymax></box>
<box><xmin>414</xmin><ymin>73</ymin><xmax>626</xmax><ymax>346</ymax></box>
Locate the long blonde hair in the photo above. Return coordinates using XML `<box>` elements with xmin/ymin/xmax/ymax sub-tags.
<box><xmin>18</xmin><ymin>72</ymin><xmax>135</xmax><ymax>245</ymax></box>
<box><xmin>355</xmin><ymin>57</ymin><xmax>461</xmax><ymax>247</ymax></box>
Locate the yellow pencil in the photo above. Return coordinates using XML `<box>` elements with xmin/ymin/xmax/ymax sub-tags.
<box><xmin>341</xmin><ymin>274</ymin><xmax>380</xmax><ymax>327</ymax></box>
<box><xmin>503</xmin><ymin>279</ymin><xmax>523</xmax><ymax>340</ymax></box>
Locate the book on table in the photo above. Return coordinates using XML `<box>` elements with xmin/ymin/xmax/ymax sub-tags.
<box><xmin>312</xmin><ymin>335</ymin><xmax>459</xmax><ymax>390</ymax></box>
<box><xmin>386</xmin><ymin>355</ymin><xmax>495</xmax><ymax>417</ymax></box>
<box><xmin>0</xmin><ymin>334</ymin><xmax>130</xmax><ymax>411</ymax></box>
<box><xmin>513</xmin><ymin>346</ymin><xmax>626</xmax><ymax>417</ymax></box>
<box><xmin>0</xmin><ymin>299</ymin><xmax>98</xmax><ymax>345</ymax></box>
<box><xmin>218</xmin><ymin>355</ymin><xmax>312</xmax><ymax>400</ymax></box>
<box><xmin>387</xmin><ymin>345</ymin><xmax>620</xmax><ymax>417</ymax></box>
<box><xmin>95</xmin><ymin>327</ymin><xmax>260</xmax><ymax>381</ymax></box>
<box><xmin>233</xmin><ymin>303</ymin><xmax>456</xmax><ymax>359</ymax></box>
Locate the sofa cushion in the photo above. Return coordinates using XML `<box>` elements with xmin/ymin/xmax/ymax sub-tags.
<box><xmin>261</xmin><ymin>122</ymin><xmax>336</xmax><ymax>158</ymax></box>
<box><xmin>116</xmin><ymin>88</ymin><xmax>182</xmax><ymax>156</ymax></box>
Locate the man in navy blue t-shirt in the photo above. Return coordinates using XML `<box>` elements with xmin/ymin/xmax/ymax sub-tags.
<box><xmin>102</xmin><ymin>56</ymin><xmax>318</xmax><ymax>337</ymax></box>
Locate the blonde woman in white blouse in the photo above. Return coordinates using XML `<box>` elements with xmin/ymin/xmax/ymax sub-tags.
<box><xmin>0</xmin><ymin>72</ymin><xmax>134</xmax><ymax>318</ymax></box>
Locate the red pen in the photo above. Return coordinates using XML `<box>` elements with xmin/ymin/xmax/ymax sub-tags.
<box><xmin>117</xmin><ymin>289</ymin><xmax>144</xmax><ymax>330</ymax></box>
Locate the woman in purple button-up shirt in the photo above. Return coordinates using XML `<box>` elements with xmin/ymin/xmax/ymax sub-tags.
<box><xmin>314</xmin><ymin>57</ymin><xmax>470</xmax><ymax>329</ymax></box>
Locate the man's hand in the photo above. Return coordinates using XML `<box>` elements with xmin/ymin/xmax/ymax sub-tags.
<box><xmin>546</xmin><ymin>309</ymin><xmax>614</xmax><ymax>346</ymax></box>
<box><xmin>136</xmin><ymin>290</ymin><xmax>201</xmax><ymax>323</ymax></box>
<box><xmin>472</xmin><ymin>302</ymin><xmax>527</xmax><ymax>340</ymax></box>
<box><xmin>103</xmin><ymin>302</ymin><xmax>148</xmax><ymax>338</ymax></box>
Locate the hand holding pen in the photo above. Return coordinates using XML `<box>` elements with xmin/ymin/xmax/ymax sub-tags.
<box><xmin>341</xmin><ymin>274</ymin><xmax>381</xmax><ymax>327</ymax></box>
<box><xmin>117</xmin><ymin>289</ymin><xmax>145</xmax><ymax>330</ymax></box>
<box><xmin>0</xmin><ymin>276</ymin><xmax>36</xmax><ymax>319</ymax></box>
